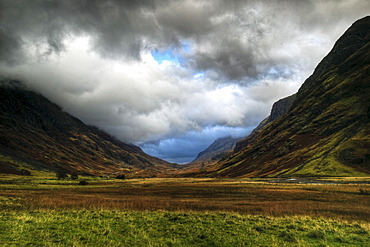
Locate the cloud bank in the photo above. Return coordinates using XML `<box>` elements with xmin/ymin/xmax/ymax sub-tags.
<box><xmin>1</xmin><ymin>0</ymin><xmax>369</xmax><ymax>163</ymax></box>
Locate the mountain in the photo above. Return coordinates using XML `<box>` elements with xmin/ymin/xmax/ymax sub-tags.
<box><xmin>178</xmin><ymin>94</ymin><xmax>296</xmax><ymax>177</ymax></box>
<box><xmin>191</xmin><ymin>136</ymin><xmax>241</xmax><ymax>163</ymax></box>
<box><xmin>0</xmin><ymin>80</ymin><xmax>178</xmax><ymax>177</ymax></box>
<box><xmin>209</xmin><ymin>16</ymin><xmax>370</xmax><ymax>177</ymax></box>
<box><xmin>189</xmin><ymin>93</ymin><xmax>296</xmax><ymax>166</ymax></box>
<box><xmin>189</xmin><ymin>94</ymin><xmax>296</xmax><ymax>166</ymax></box>
<box><xmin>234</xmin><ymin>93</ymin><xmax>296</xmax><ymax>153</ymax></box>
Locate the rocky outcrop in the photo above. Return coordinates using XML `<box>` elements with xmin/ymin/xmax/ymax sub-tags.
<box><xmin>266</xmin><ymin>94</ymin><xmax>296</xmax><ymax>123</ymax></box>
<box><xmin>234</xmin><ymin>94</ymin><xmax>296</xmax><ymax>152</ymax></box>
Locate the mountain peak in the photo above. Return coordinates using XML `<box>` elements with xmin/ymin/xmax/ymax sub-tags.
<box><xmin>297</xmin><ymin>16</ymin><xmax>370</xmax><ymax>96</ymax></box>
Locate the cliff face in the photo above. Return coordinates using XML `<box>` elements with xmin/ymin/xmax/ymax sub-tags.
<box><xmin>212</xmin><ymin>16</ymin><xmax>370</xmax><ymax>178</ymax></box>
<box><xmin>234</xmin><ymin>94</ymin><xmax>296</xmax><ymax>152</ymax></box>
<box><xmin>0</xmin><ymin>81</ymin><xmax>177</xmax><ymax>177</ymax></box>
<box><xmin>266</xmin><ymin>94</ymin><xmax>297</xmax><ymax>123</ymax></box>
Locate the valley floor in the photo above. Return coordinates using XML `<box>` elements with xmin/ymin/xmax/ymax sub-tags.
<box><xmin>0</xmin><ymin>176</ymin><xmax>370</xmax><ymax>246</ymax></box>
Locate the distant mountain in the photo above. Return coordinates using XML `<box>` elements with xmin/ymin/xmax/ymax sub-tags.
<box><xmin>179</xmin><ymin>93</ymin><xmax>296</xmax><ymax>177</ymax></box>
<box><xmin>209</xmin><ymin>16</ymin><xmax>370</xmax><ymax>177</ymax></box>
<box><xmin>190</xmin><ymin>93</ymin><xmax>296</xmax><ymax>165</ymax></box>
<box><xmin>0</xmin><ymin>80</ymin><xmax>178</xmax><ymax>177</ymax></box>
<box><xmin>191</xmin><ymin>136</ymin><xmax>241</xmax><ymax>163</ymax></box>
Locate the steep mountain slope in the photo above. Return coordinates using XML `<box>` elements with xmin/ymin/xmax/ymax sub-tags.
<box><xmin>212</xmin><ymin>16</ymin><xmax>370</xmax><ymax>177</ymax></box>
<box><xmin>234</xmin><ymin>94</ymin><xmax>296</xmax><ymax>153</ymax></box>
<box><xmin>178</xmin><ymin>94</ymin><xmax>296</xmax><ymax>177</ymax></box>
<box><xmin>187</xmin><ymin>93</ymin><xmax>296</xmax><ymax>168</ymax></box>
<box><xmin>0</xmin><ymin>80</ymin><xmax>178</xmax><ymax>177</ymax></box>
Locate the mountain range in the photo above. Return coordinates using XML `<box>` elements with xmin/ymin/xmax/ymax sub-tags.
<box><xmin>1</xmin><ymin>16</ymin><xmax>369</xmax><ymax>178</ymax></box>
<box><xmin>196</xmin><ymin>16</ymin><xmax>370</xmax><ymax>177</ymax></box>
<box><xmin>184</xmin><ymin>93</ymin><xmax>297</xmax><ymax>175</ymax></box>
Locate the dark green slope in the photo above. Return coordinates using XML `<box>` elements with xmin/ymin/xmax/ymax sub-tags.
<box><xmin>0</xmin><ymin>80</ymin><xmax>178</xmax><ymax>177</ymax></box>
<box><xmin>213</xmin><ymin>16</ymin><xmax>370</xmax><ymax>177</ymax></box>
<box><xmin>234</xmin><ymin>93</ymin><xmax>296</xmax><ymax>153</ymax></box>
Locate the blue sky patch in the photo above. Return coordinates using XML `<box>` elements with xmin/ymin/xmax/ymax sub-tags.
<box><xmin>151</xmin><ymin>49</ymin><xmax>178</xmax><ymax>64</ymax></box>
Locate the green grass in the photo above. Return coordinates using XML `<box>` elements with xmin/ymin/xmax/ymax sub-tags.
<box><xmin>0</xmin><ymin>210</ymin><xmax>369</xmax><ymax>246</ymax></box>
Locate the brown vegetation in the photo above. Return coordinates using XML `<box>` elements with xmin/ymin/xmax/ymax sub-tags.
<box><xmin>1</xmin><ymin>178</ymin><xmax>370</xmax><ymax>222</ymax></box>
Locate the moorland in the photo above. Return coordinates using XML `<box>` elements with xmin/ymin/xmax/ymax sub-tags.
<box><xmin>0</xmin><ymin>175</ymin><xmax>369</xmax><ymax>246</ymax></box>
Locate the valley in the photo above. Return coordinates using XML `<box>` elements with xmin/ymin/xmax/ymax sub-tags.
<box><xmin>1</xmin><ymin>175</ymin><xmax>370</xmax><ymax>222</ymax></box>
<box><xmin>1</xmin><ymin>21</ymin><xmax>370</xmax><ymax>245</ymax></box>
<box><xmin>0</xmin><ymin>175</ymin><xmax>369</xmax><ymax>246</ymax></box>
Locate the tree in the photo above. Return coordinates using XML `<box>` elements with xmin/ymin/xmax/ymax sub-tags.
<box><xmin>70</xmin><ymin>173</ymin><xmax>79</xmax><ymax>180</ymax></box>
<box><xmin>56</xmin><ymin>171</ymin><xmax>68</xmax><ymax>180</ymax></box>
<box><xmin>79</xmin><ymin>180</ymin><xmax>88</xmax><ymax>185</ymax></box>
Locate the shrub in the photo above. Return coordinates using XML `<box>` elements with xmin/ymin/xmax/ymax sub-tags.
<box><xmin>20</xmin><ymin>169</ymin><xmax>31</xmax><ymax>176</ymax></box>
<box><xmin>56</xmin><ymin>171</ymin><xmax>69</xmax><ymax>180</ymax></box>
<box><xmin>116</xmin><ymin>174</ymin><xmax>125</xmax><ymax>179</ymax></box>
<box><xmin>78</xmin><ymin>180</ymin><xmax>88</xmax><ymax>185</ymax></box>
<box><xmin>70</xmin><ymin>173</ymin><xmax>79</xmax><ymax>180</ymax></box>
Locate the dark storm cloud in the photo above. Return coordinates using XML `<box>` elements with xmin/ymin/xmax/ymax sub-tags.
<box><xmin>1</xmin><ymin>0</ymin><xmax>369</xmax><ymax>78</ymax></box>
<box><xmin>0</xmin><ymin>0</ymin><xmax>162</xmax><ymax>63</ymax></box>
<box><xmin>1</xmin><ymin>0</ymin><xmax>369</xmax><ymax>162</ymax></box>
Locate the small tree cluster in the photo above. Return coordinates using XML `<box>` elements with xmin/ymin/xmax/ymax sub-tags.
<box><xmin>56</xmin><ymin>171</ymin><xmax>69</xmax><ymax>180</ymax></box>
<box><xmin>70</xmin><ymin>173</ymin><xmax>79</xmax><ymax>180</ymax></box>
<box><xmin>79</xmin><ymin>180</ymin><xmax>88</xmax><ymax>185</ymax></box>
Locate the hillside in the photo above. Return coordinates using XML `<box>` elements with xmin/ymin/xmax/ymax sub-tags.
<box><xmin>178</xmin><ymin>94</ymin><xmax>297</xmax><ymax>176</ymax></box>
<box><xmin>234</xmin><ymin>94</ymin><xmax>296</xmax><ymax>153</ymax></box>
<box><xmin>189</xmin><ymin>93</ymin><xmax>296</xmax><ymax>165</ymax></box>
<box><xmin>210</xmin><ymin>16</ymin><xmax>370</xmax><ymax>177</ymax></box>
<box><xmin>0</xmin><ymin>80</ymin><xmax>178</xmax><ymax>177</ymax></box>
<box><xmin>183</xmin><ymin>93</ymin><xmax>296</xmax><ymax>175</ymax></box>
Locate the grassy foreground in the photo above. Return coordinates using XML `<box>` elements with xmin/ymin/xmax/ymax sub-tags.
<box><xmin>1</xmin><ymin>210</ymin><xmax>369</xmax><ymax>246</ymax></box>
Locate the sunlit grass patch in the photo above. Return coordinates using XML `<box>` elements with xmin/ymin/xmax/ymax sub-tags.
<box><xmin>0</xmin><ymin>196</ymin><xmax>22</xmax><ymax>210</ymax></box>
<box><xmin>0</xmin><ymin>210</ymin><xmax>369</xmax><ymax>246</ymax></box>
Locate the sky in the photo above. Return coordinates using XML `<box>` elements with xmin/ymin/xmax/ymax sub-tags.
<box><xmin>1</xmin><ymin>0</ymin><xmax>369</xmax><ymax>163</ymax></box>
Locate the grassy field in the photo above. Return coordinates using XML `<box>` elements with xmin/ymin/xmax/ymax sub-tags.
<box><xmin>1</xmin><ymin>210</ymin><xmax>370</xmax><ymax>246</ymax></box>
<box><xmin>0</xmin><ymin>176</ymin><xmax>370</xmax><ymax>246</ymax></box>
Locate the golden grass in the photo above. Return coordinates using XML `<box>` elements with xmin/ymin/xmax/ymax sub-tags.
<box><xmin>1</xmin><ymin>177</ymin><xmax>370</xmax><ymax>222</ymax></box>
